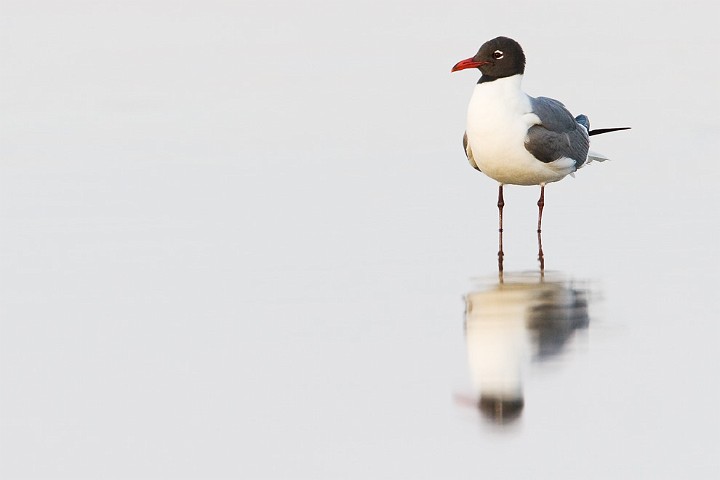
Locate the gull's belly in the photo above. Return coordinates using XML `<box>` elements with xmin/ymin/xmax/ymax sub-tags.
<box><xmin>467</xmin><ymin>116</ymin><xmax>571</xmax><ymax>186</ymax></box>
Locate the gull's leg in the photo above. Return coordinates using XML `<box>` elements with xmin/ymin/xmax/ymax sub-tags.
<box><xmin>497</xmin><ymin>184</ymin><xmax>504</xmax><ymax>274</ymax></box>
<box><xmin>537</xmin><ymin>184</ymin><xmax>545</xmax><ymax>273</ymax></box>
<box><xmin>537</xmin><ymin>184</ymin><xmax>545</xmax><ymax>234</ymax></box>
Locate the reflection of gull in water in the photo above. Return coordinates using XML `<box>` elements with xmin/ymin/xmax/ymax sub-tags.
<box><xmin>463</xmin><ymin>272</ymin><xmax>590</xmax><ymax>423</ymax></box>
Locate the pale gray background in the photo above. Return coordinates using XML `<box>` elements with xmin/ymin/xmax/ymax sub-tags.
<box><xmin>1</xmin><ymin>0</ymin><xmax>719</xmax><ymax>479</ymax></box>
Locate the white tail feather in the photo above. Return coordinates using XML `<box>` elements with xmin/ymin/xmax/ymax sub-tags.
<box><xmin>586</xmin><ymin>150</ymin><xmax>609</xmax><ymax>164</ymax></box>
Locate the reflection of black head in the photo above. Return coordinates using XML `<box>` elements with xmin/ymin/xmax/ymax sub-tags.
<box><xmin>478</xmin><ymin>395</ymin><xmax>524</xmax><ymax>424</ymax></box>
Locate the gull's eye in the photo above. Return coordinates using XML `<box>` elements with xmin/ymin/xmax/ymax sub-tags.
<box><xmin>492</xmin><ymin>50</ymin><xmax>504</xmax><ymax>59</ymax></box>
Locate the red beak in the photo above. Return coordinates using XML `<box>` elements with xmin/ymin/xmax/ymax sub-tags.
<box><xmin>451</xmin><ymin>57</ymin><xmax>488</xmax><ymax>72</ymax></box>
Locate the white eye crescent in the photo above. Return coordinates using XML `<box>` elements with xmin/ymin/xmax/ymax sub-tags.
<box><xmin>493</xmin><ymin>50</ymin><xmax>504</xmax><ymax>59</ymax></box>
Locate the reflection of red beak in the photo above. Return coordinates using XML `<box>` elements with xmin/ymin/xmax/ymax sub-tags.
<box><xmin>451</xmin><ymin>57</ymin><xmax>488</xmax><ymax>72</ymax></box>
<box><xmin>453</xmin><ymin>393</ymin><xmax>478</xmax><ymax>408</ymax></box>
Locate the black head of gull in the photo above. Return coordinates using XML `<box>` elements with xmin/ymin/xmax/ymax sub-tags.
<box><xmin>451</xmin><ymin>36</ymin><xmax>526</xmax><ymax>82</ymax></box>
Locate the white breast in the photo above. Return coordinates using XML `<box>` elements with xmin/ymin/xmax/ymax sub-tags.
<box><xmin>465</xmin><ymin>75</ymin><xmax>574</xmax><ymax>185</ymax></box>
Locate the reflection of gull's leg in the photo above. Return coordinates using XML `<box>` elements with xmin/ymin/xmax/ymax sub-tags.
<box><xmin>497</xmin><ymin>184</ymin><xmax>504</xmax><ymax>273</ymax></box>
<box><xmin>537</xmin><ymin>229</ymin><xmax>545</xmax><ymax>274</ymax></box>
<box><xmin>537</xmin><ymin>185</ymin><xmax>545</xmax><ymax>273</ymax></box>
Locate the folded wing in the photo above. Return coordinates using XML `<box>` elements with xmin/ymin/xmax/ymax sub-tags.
<box><xmin>525</xmin><ymin>96</ymin><xmax>590</xmax><ymax>169</ymax></box>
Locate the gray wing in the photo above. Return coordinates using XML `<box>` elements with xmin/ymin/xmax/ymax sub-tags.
<box><xmin>525</xmin><ymin>97</ymin><xmax>589</xmax><ymax>167</ymax></box>
<box><xmin>463</xmin><ymin>131</ymin><xmax>481</xmax><ymax>171</ymax></box>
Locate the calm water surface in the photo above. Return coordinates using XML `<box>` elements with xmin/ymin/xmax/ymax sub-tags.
<box><xmin>1</xmin><ymin>1</ymin><xmax>719</xmax><ymax>479</ymax></box>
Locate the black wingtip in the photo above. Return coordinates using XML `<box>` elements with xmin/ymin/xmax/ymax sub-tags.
<box><xmin>588</xmin><ymin>127</ymin><xmax>631</xmax><ymax>136</ymax></box>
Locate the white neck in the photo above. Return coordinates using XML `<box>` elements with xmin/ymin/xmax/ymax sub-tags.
<box><xmin>467</xmin><ymin>73</ymin><xmax>531</xmax><ymax>125</ymax></box>
<box><xmin>479</xmin><ymin>73</ymin><xmax>524</xmax><ymax>90</ymax></box>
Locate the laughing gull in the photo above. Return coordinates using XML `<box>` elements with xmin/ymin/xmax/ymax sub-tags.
<box><xmin>451</xmin><ymin>36</ymin><xmax>629</xmax><ymax>271</ymax></box>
